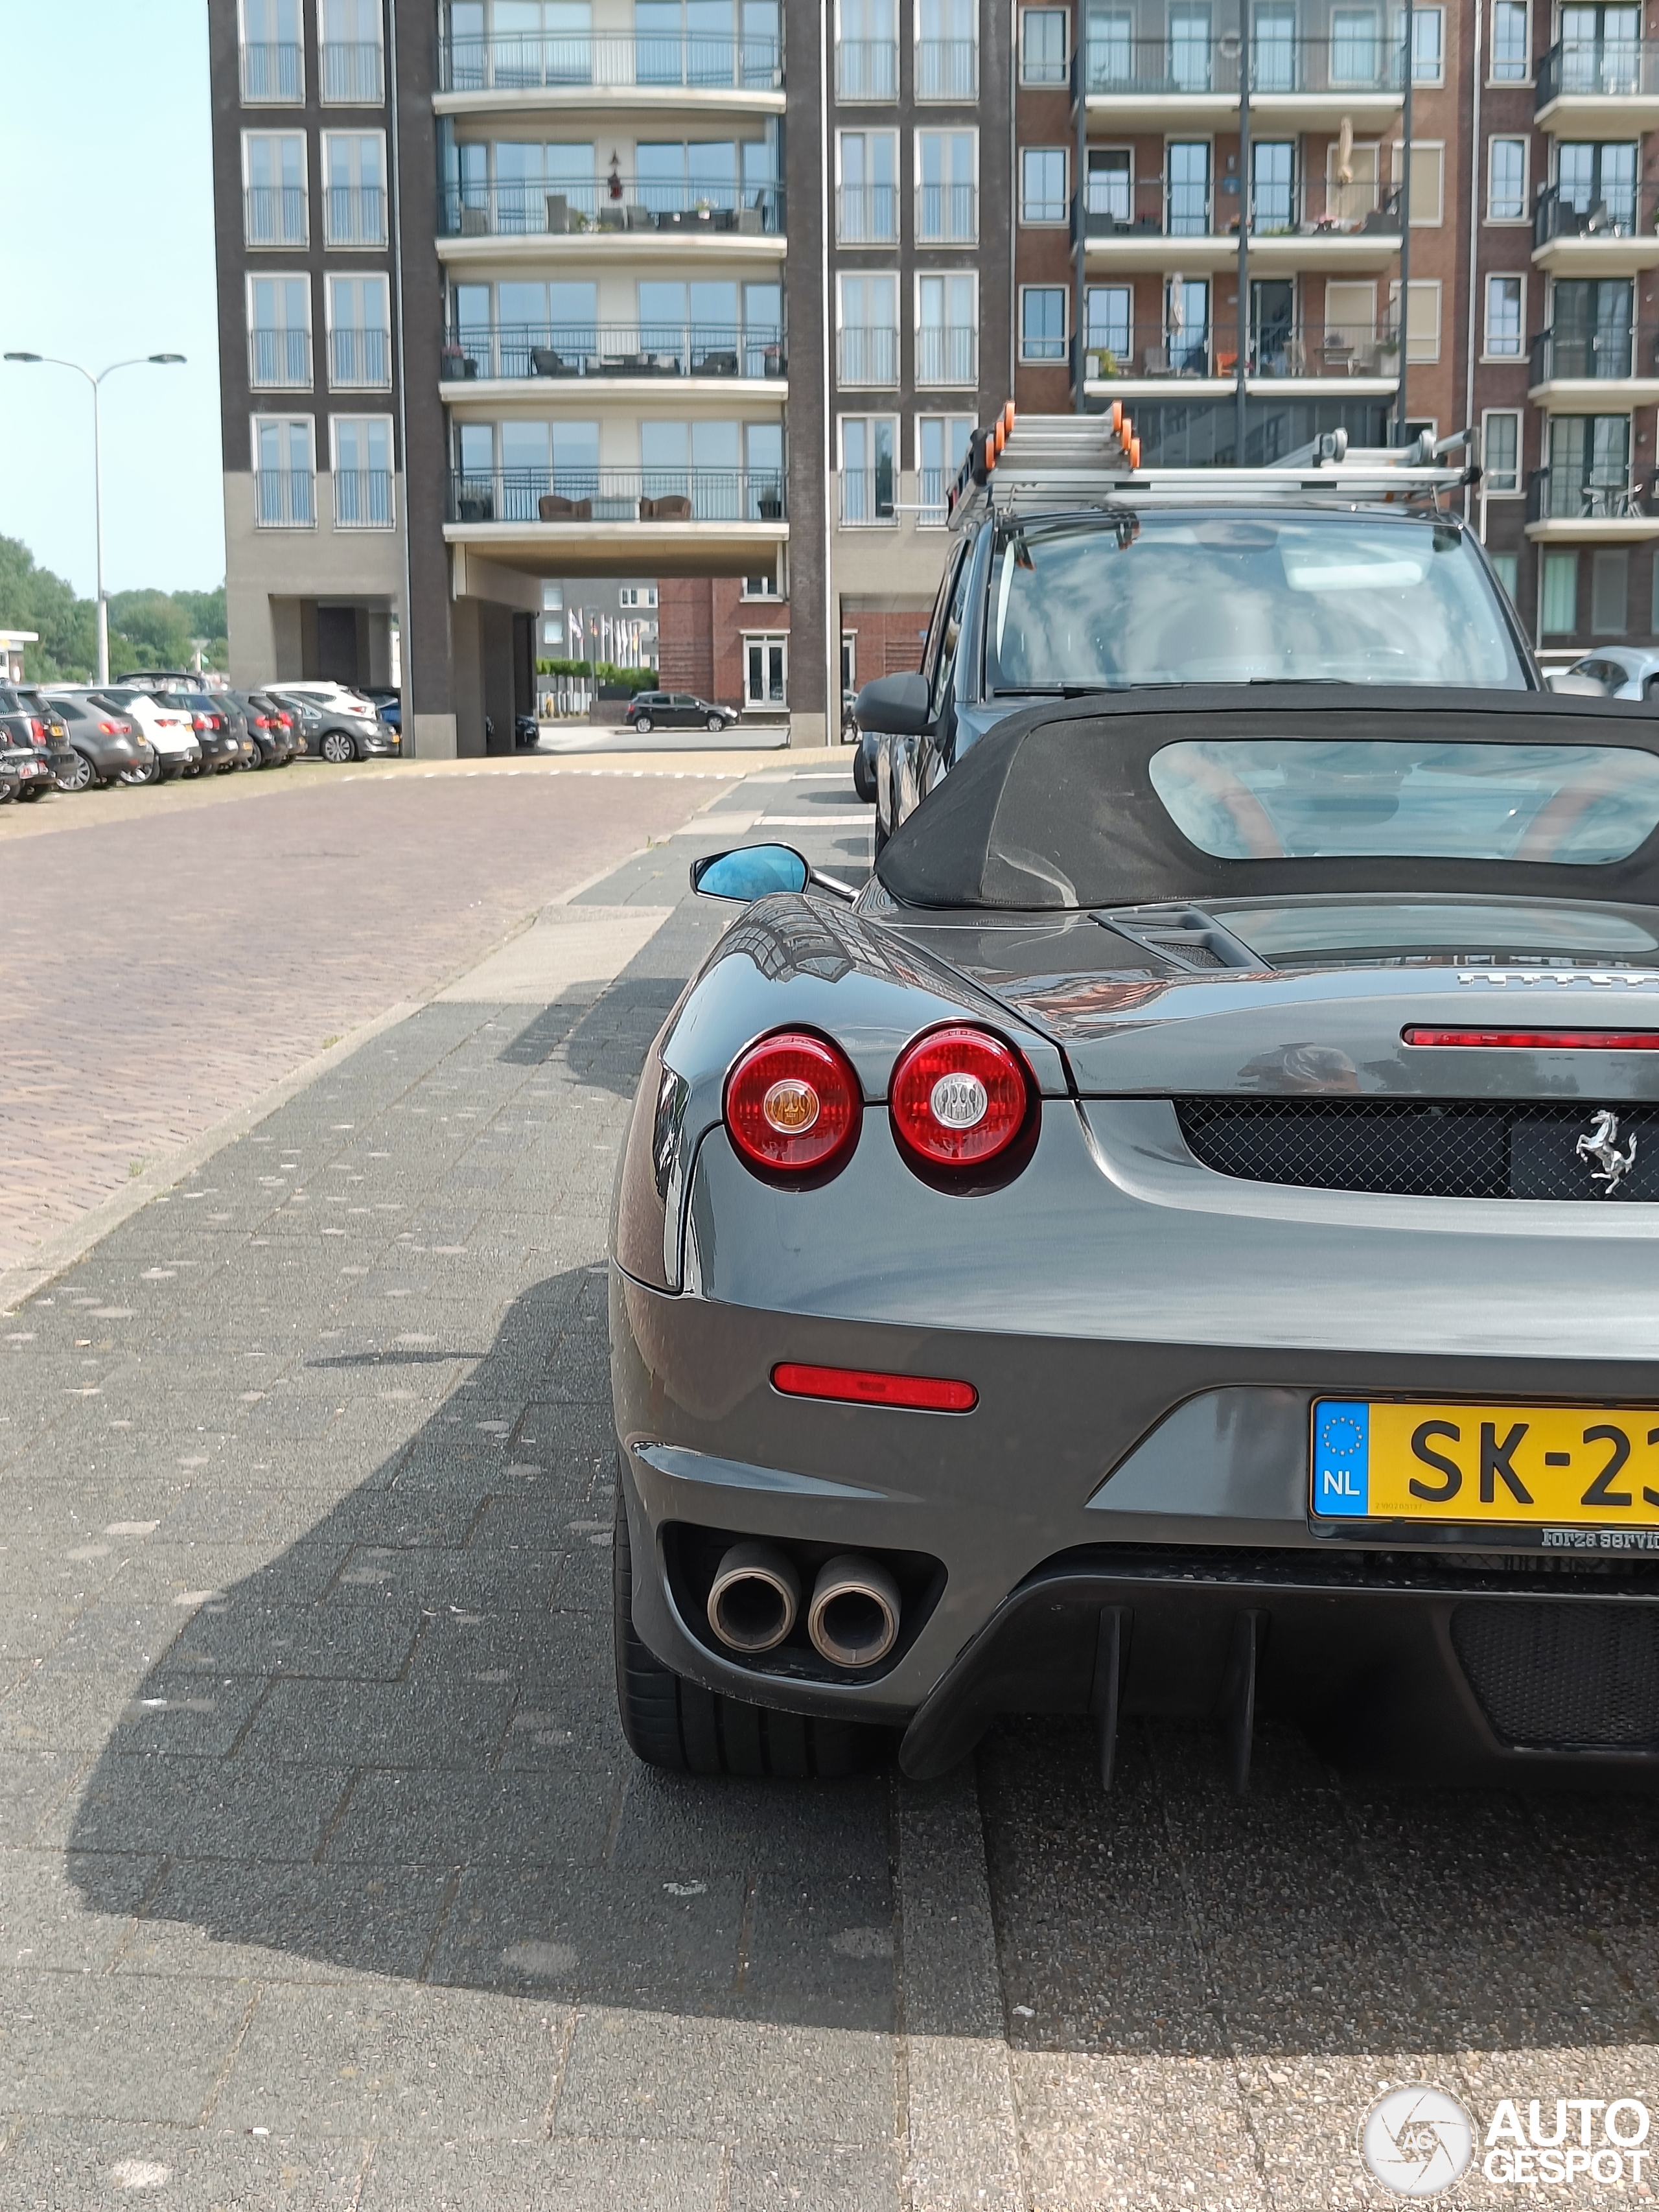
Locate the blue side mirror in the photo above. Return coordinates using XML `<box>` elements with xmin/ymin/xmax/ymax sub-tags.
<box><xmin>691</xmin><ymin>844</ymin><xmax>811</xmax><ymax>901</ymax></box>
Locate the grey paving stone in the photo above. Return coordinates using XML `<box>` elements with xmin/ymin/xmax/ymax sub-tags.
<box><xmin>0</xmin><ymin>1849</ymin><xmax>158</xmax><ymax>1972</ymax></box>
<box><xmin>323</xmin><ymin>1767</ymin><xmax>621</xmax><ymax>1871</ymax></box>
<box><xmin>54</xmin><ymin>1752</ymin><xmax>349</xmax><ymax>1863</ymax></box>
<box><xmin>115</xmin><ymin>1859</ymin><xmax>451</xmax><ymax>1984</ymax></box>
<box><xmin>357</xmin><ymin>2135</ymin><xmax>728</xmax><ymax>2212</ymax></box>
<box><xmin>232</xmin><ymin>1672</ymin><xmax>517</xmax><ymax>1771</ymax></box>
<box><xmin>0</xmin><ymin>2119</ymin><xmax>371</xmax><ymax>2210</ymax></box>
<box><xmin>0</xmin><ymin>1749</ymin><xmax>90</xmax><ymax>1846</ymax></box>
<box><xmin>0</xmin><ymin>1970</ymin><xmax>253</xmax><ymax>2122</ymax></box>
<box><xmin>426</xmin><ymin>1864</ymin><xmax>744</xmax><ymax>2001</ymax></box>
<box><xmin>726</xmin><ymin>2141</ymin><xmax>904</xmax><ymax>2212</ymax></box>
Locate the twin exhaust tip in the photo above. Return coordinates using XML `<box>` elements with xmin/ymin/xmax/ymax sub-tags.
<box><xmin>707</xmin><ymin>1542</ymin><xmax>901</xmax><ymax>1670</ymax></box>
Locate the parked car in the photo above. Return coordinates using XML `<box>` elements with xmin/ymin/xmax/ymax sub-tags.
<box><xmin>624</xmin><ymin>690</ymin><xmax>739</xmax><ymax>735</ymax></box>
<box><xmin>29</xmin><ymin>691</ymin><xmax>154</xmax><ymax>789</ymax></box>
<box><xmin>267</xmin><ymin>687</ymin><xmax>400</xmax><ymax>763</ymax></box>
<box><xmin>143</xmin><ymin>691</ymin><xmax>244</xmax><ymax>773</ymax></box>
<box><xmin>0</xmin><ymin>732</ymin><xmax>52</xmax><ymax>802</ymax></box>
<box><xmin>0</xmin><ymin>686</ymin><xmax>76</xmax><ymax>798</ymax></box>
<box><xmin>115</xmin><ymin>668</ymin><xmax>205</xmax><ymax>689</ymax></box>
<box><xmin>361</xmin><ymin>686</ymin><xmax>402</xmax><ymax>732</ymax></box>
<box><xmin>277</xmin><ymin>680</ymin><xmax>380</xmax><ymax>718</ymax></box>
<box><xmin>220</xmin><ymin>690</ymin><xmax>298</xmax><ymax>767</ymax></box>
<box><xmin>1560</xmin><ymin>649</ymin><xmax>1659</xmax><ymax>700</ymax></box>
<box><xmin>87</xmin><ymin>688</ymin><xmax>203</xmax><ymax>780</ymax></box>
<box><xmin>514</xmin><ymin>712</ymin><xmax>539</xmax><ymax>749</ymax></box>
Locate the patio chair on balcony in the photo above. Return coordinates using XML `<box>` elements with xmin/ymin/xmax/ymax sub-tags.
<box><xmin>440</xmin><ymin>346</ymin><xmax>480</xmax><ymax>381</ymax></box>
<box><xmin>459</xmin><ymin>207</ymin><xmax>489</xmax><ymax>236</ymax></box>
<box><xmin>545</xmin><ymin>194</ymin><xmax>576</xmax><ymax>233</ymax></box>
<box><xmin>1141</xmin><ymin>345</ymin><xmax>1173</xmax><ymax>376</ymax></box>
<box><xmin>625</xmin><ymin>205</ymin><xmax>656</xmax><ymax>231</ymax></box>
<box><xmin>600</xmin><ymin>351</ymin><xmax>650</xmax><ymax>375</ymax></box>
<box><xmin>1319</xmin><ymin>334</ymin><xmax>1356</xmax><ymax>373</ymax></box>
<box><xmin>538</xmin><ymin>493</ymin><xmax>593</xmax><ymax>520</ymax></box>
<box><xmin>456</xmin><ymin>489</ymin><xmax>494</xmax><ymax>522</ymax></box>
<box><xmin>756</xmin><ymin>488</ymin><xmax>784</xmax><ymax>519</ymax></box>
<box><xmin>639</xmin><ymin>493</ymin><xmax>693</xmax><ymax>521</ymax></box>
<box><xmin>597</xmin><ymin>207</ymin><xmax>626</xmax><ymax>231</ymax></box>
<box><xmin>693</xmin><ymin>349</ymin><xmax>740</xmax><ymax>377</ymax></box>
<box><xmin>529</xmin><ymin>347</ymin><xmax>580</xmax><ymax>377</ymax></box>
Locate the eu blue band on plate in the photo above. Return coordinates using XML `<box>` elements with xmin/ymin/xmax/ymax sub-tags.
<box><xmin>1313</xmin><ymin>1401</ymin><xmax>1370</xmax><ymax>1516</ymax></box>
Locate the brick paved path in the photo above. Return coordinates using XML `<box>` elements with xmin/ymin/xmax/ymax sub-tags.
<box><xmin>0</xmin><ymin>769</ymin><xmax>734</xmax><ymax>1275</ymax></box>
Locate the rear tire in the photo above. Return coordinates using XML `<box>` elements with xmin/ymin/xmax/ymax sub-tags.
<box><xmin>632</xmin><ymin>714</ymin><xmax>653</xmax><ymax>735</ymax></box>
<box><xmin>319</xmin><ymin>731</ymin><xmax>356</xmax><ymax>763</ymax></box>
<box><xmin>852</xmin><ymin>746</ymin><xmax>876</xmax><ymax>803</ymax></box>
<box><xmin>59</xmin><ymin>751</ymin><xmax>95</xmax><ymax>793</ymax></box>
<box><xmin>706</xmin><ymin>712</ymin><xmax>724</xmax><ymax>733</ymax></box>
<box><xmin>612</xmin><ymin>1475</ymin><xmax>877</xmax><ymax>1779</ymax></box>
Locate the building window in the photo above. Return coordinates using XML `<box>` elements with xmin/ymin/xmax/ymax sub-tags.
<box><xmin>916</xmin><ymin>129</ymin><xmax>977</xmax><ymax>240</ymax></box>
<box><xmin>1021</xmin><ymin>286</ymin><xmax>1068</xmax><ymax>363</ymax></box>
<box><xmin>620</xmin><ymin>585</ymin><xmax>659</xmax><ymax>607</ymax></box>
<box><xmin>1021</xmin><ymin>146</ymin><xmax>1069</xmax><ymax>224</ymax></box>
<box><xmin>1592</xmin><ymin>547</ymin><xmax>1630</xmax><ymax>634</ymax></box>
<box><xmin>1085</xmin><ymin>147</ymin><xmax>1133</xmax><ymax>224</ymax></box>
<box><xmin>1491</xmin><ymin>0</ymin><xmax>1529</xmax><ymax>81</ymax></box>
<box><xmin>253</xmin><ymin>415</ymin><xmax>314</xmax><ymax>526</ymax></box>
<box><xmin>1021</xmin><ymin>8</ymin><xmax>1068</xmax><ymax>82</ymax></box>
<box><xmin>1485</xmin><ymin>275</ymin><xmax>1524</xmax><ymax>358</ymax></box>
<box><xmin>247</xmin><ymin>273</ymin><xmax>312</xmax><ymax>387</ymax></box>
<box><xmin>327</xmin><ymin>274</ymin><xmax>391</xmax><ymax>387</ymax></box>
<box><xmin>1540</xmin><ymin>550</ymin><xmax>1579</xmax><ymax>634</ymax></box>
<box><xmin>1483</xmin><ymin>410</ymin><xmax>1522</xmax><ymax>493</ymax></box>
<box><xmin>743</xmin><ymin>634</ymin><xmax>788</xmax><ymax>708</ymax></box>
<box><xmin>242</xmin><ymin>132</ymin><xmax>307</xmax><ymax>246</ymax></box>
<box><xmin>332</xmin><ymin>415</ymin><xmax>394</xmax><ymax>528</ymax></box>
<box><xmin>322</xmin><ymin>132</ymin><xmax>387</xmax><ymax>246</ymax></box>
<box><xmin>916</xmin><ymin>0</ymin><xmax>977</xmax><ymax>99</ymax></box>
<box><xmin>837</xmin><ymin>272</ymin><xmax>899</xmax><ymax>386</ymax></box>
<box><xmin>917</xmin><ymin>413</ymin><xmax>975</xmax><ymax>522</ymax></box>
<box><xmin>837</xmin><ymin>0</ymin><xmax>898</xmax><ymax>100</ymax></box>
<box><xmin>1488</xmin><ymin>552</ymin><xmax>1519</xmax><ymax>605</ymax></box>
<box><xmin>319</xmin><ymin>0</ymin><xmax>386</xmax><ymax>105</ymax></box>
<box><xmin>240</xmin><ymin>0</ymin><xmax>303</xmax><ymax>102</ymax></box>
<box><xmin>1412</xmin><ymin>7</ymin><xmax>1444</xmax><ymax>82</ymax></box>
<box><xmin>1487</xmin><ymin>137</ymin><xmax>1528</xmax><ymax>222</ymax></box>
<box><xmin>916</xmin><ymin>273</ymin><xmax>977</xmax><ymax>385</ymax></box>
<box><xmin>837</xmin><ymin>130</ymin><xmax>899</xmax><ymax>242</ymax></box>
<box><xmin>1404</xmin><ymin>143</ymin><xmax>1444</xmax><ymax>226</ymax></box>
<box><xmin>840</xmin><ymin>415</ymin><xmax>897</xmax><ymax>525</ymax></box>
<box><xmin>1085</xmin><ymin>284</ymin><xmax>1133</xmax><ymax>372</ymax></box>
<box><xmin>1390</xmin><ymin>277</ymin><xmax>1442</xmax><ymax>363</ymax></box>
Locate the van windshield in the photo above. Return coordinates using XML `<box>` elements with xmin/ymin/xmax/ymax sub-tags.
<box><xmin>984</xmin><ymin>513</ymin><xmax>1528</xmax><ymax>692</ymax></box>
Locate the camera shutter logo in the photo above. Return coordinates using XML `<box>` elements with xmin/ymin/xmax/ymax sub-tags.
<box><xmin>1360</xmin><ymin>2086</ymin><xmax>1475</xmax><ymax>2197</ymax></box>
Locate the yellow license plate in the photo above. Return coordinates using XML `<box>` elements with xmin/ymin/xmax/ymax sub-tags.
<box><xmin>1312</xmin><ymin>1399</ymin><xmax>1659</xmax><ymax>1533</ymax></box>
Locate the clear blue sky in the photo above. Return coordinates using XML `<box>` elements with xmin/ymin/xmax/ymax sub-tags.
<box><xmin>1</xmin><ymin>2</ymin><xmax>225</xmax><ymax>598</ymax></box>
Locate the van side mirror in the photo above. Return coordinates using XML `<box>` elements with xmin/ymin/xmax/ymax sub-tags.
<box><xmin>854</xmin><ymin>671</ymin><xmax>931</xmax><ymax>736</ymax></box>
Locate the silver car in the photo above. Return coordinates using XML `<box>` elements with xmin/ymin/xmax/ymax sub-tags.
<box><xmin>1564</xmin><ymin>648</ymin><xmax>1659</xmax><ymax>701</ymax></box>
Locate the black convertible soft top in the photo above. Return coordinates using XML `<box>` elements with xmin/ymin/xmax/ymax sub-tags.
<box><xmin>873</xmin><ymin>687</ymin><xmax>1659</xmax><ymax>912</ymax></box>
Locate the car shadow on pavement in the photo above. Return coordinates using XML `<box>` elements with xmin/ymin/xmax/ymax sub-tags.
<box><xmin>62</xmin><ymin>1260</ymin><xmax>896</xmax><ymax>2034</ymax></box>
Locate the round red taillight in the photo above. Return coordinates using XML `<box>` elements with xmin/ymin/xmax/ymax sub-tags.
<box><xmin>725</xmin><ymin>1032</ymin><xmax>861</xmax><ymax>1176</ymax></box>
<box><xmin>889</xmin><ymin>1027</ymin><xmax>1033</xmax><ymax>1169</ymax></box>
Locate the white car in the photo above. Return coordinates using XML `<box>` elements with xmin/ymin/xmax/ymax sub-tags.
<box><xmin>82</xmin><ymin>688</ymin><xmax>204</xmax><ymax>780</ymax></box>
<box><xmin>275</xmin><ymin>680</ymin><xmax>378</xmax><ymax>717</ymax></box>
<box><xmin>1562</xmin><ymin>648</ymin><xmax>1659</xmax><ymax>700</ymax></box>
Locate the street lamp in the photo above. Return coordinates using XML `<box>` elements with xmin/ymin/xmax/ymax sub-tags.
<box><xmin>3</xmin><ymin>351</ymin><xmax>187</xmax><ymax>686</ymax></box>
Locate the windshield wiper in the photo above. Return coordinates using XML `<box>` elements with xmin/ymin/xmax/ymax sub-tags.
<box><xmin>991</xmin><ymin>682</ymin><xmax>1131</xmax><ymax>697</ymax></box>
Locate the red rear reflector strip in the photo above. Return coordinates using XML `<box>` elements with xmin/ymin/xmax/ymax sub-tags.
<box><xmin>771</xmin><ymin>1362</ymin><xmax>977</xmax><ymax>1413</ymax></box>
<box><xmin>1404</xmin><ymin>1027</ymin><xmax>1659</xmax><ymax>1051</ymax></box>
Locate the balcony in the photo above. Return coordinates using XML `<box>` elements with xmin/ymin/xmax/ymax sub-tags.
<box><xmin>244</xmin><ymin>185</ymin><xmax>307</xmax><ymax>248</ymax></box>
<box><xmin>1078</xmin><ymin>176</ymin><xmax>1401</xmax><ymax>270</ymax></box>
<box><xmin>441</xmin><ymin>321</ymin><xmax>786</xmax><ymax>383</ymax></box>
<box><xmin>916</xmin><ymin>38</ymin><xmax>977</xmax><ymax>99</ymax></box>
<box><xmin>840</xmin><ymin>468</ymin><xmax>896</xmax><ymax>526</ymax></box>
<box><xmin>438</xmin><ymin>178</ymin><xmax>785</xmax><ymax>244</ymax></box>
<box><xmin>329</xmin><ymin>327</ymin><xmax>391</xmax><ymax>388</ymax></box>
<box><xmin>1525</xmin><ymin>464</ymin><xmax>1659</xmax><ymax>539</ymax></box>
<box><xmin>439</xmin><ymin>30</ymin><xmax>783</xmax><ymax>97</ymax></box>
<box><xmin>837</xmin><ymin>183</ymin><xmax>898</xmax><ymax>244</ymax></box>
<box><xmin>447</xmin><ymin>467</ymin><xmax>785</xmax><ymax>535</ymax></box>
<box><xmin>248</xmin><ymin>327</ymin><xmax>312</xmax><ymax>389</ymax></box>
<box><xmin>240</xmin><ymin>40</ymin><xmax>302</xmax><ymax>102</ymax></box>
<box><xmin>320</xmin><ymin>40</ymin><xmax>384</xmax><ymax>104</ymax></box>
<box><xmin>324</xmin><ymin>185</ymin><xmax>388</xmax><ymax>247</ymax></box>
<box><xmin>1532</xmin><ymin>183</ymin><xmax>1659</xmax><ymax>270</ymax></box>
<box><xmin>1529</xmin><ymin>323</ymin><xmax>1659</xmax><ymax>398</ymax></box>
<box><xmin>333</xmin><ymin>469</ymin><xmax>395</xmax><ymax>529</ymax></box>
<box><xmin>916</xmin><ymin>180</ymin><xmax>977</xmax><ymax>242</ymax></box>
<box><xmin>836</xmin><ymin>39</ymin><xmax>898</xmax><ymax>100</ymax></box>
<box><xmin>255</xmin><ymin>468</ymin><xmax>315</xmax><ymax>528</ymax></box>
<box><xmin>1082</xmin><ymin>316</ymin><xmax>1399</xmax><ymax>385</ymax></box>
<box><xmin>837</xmin><ymin>325</ymin><xmax>899</xmax><ymax>386</ymax></box>
<box><xmin>1535</xmin><ymin>37</ymin><xmax>1659</xmax><ymax>131</ymax></box>
<box><xmin>1083</xmin><ymin>29</ymin><xmax>1404</xmax><ymax>127</ymax></box>
<box><xmin>915</xmin><ymin>323</ymin><xmax>977</xmax><ymax>387</ymax></box>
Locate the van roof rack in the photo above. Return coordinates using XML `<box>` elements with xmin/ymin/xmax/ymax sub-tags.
<box><xmin>946</xmin><ymin>407</ymin><xmax>1479</xmax><ymax>530</ymax></box>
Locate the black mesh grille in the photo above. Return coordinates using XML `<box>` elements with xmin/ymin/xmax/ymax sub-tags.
<box><xmin>1175</xmin><ymin>1097</ymin><xmax>1659</xmax><ymax>1200</ymax></box>
<box><xmin>1452</xmin><ymin>1601</ymin><xmax>1659</xmax><ymax>1749</ymax></box>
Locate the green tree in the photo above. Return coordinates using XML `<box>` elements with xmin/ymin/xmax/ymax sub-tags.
<box><xmin>0</xmin><ymin>536</ymin><xmax>227</xmax><ymax>680</ymax></box>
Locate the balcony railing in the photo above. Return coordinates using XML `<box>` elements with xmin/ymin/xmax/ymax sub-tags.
<box><xmin>441</xmin><ymin>322</ymin><xmax>787</xmax><ymax>380</ymax></box>
<box><xmin>240</xmin><ymin>40</ymin><xmax>303</xmax><ymax>101</ymax></box>
<box><xmin>1529</xmin><ymin>322</ymin><xmax>1659</xmax><ymax>383</ymax></box>
<box><xmin>918</xmin><ymin>465</ymin><xmax>951</xmax><ymax>522</ymax></box>
<box><xmin>837</xmin><ymin>183</ymin><xmax>898</xmax><ymax>242</ymax></box>
<box><xmin>325</xmin><ymin>185</ymin><xmax>388</xmax><ymax>246</ymax></box>
<box><xmin>1526</xmin><ymin>464</ymin><xmax>1647</xmax><ymax>521</ymax></box>
<box><xmin>836</xmin><ymin>38</ymin><xmax>898</xmax><ymax>98</ymax></box>
<box><xmin>329</xmin><ymin>327</ymin><xmax>391</xmax><ymax>388</ymax></box>
<box><xmin>321</xmin><ymin>40</ymin><xmax>384</xmax><ymax>103</ymax></box>
<box><xmin>840</xmin><ymin>467</ymin><xmax>897</xmax><ymax>526</ymax></box>
<box><xmin>439</xmin><ymin>178</ymin><xmax>784</xmax><ymax>237</ymax></box>
<box><xmin>837</xmin><ymin>325</ymin><xmax>899</xmax><ymax>386</ymax></box>
<box><xmin>1079</xmin><ymin>174</ymin><xmax>1399</xmax><ymax>239</ymax></box>
<box><xmin>439</xmin><ymin>30</ymin><xmax>783</xmax><ymax>93</ymax></box>
<box><xmin>447</xmin><ymin>467</ymin><xmax>785</xmax><ymax>525</ymax></box>
<box><xmin>334</xmin><ymin>469</ymin><xmax>395</xmax><ymax>528</ymax></box>
<box><xmin>1084</xmin><ymin>30</ymin><xmax>1404</xmax><ymax>95</ymax></box>
<box><xmin>916</xmin><ymin>324</ymin><xmax>977</xmax><ymax>386</ymax></box>
<box><xmin>916</xmin><ymin>38</ymin><xmax>977</xmax><ymax>97</ymax></box>
<box><xmin>248</xmin><ymin>327</ymin><xmax>312</xmax><ymax>388</ymax></box>
<box><xmin>1537</xmin><ymin>36</ymin><xmax>1659</xmax><ymax>108</ymax></box>
<box><xmin>255</xmin><ymin>468</ymin><xmax>315</xmax><ymax>527</ymax></box>
<box><xmin>1533</xmin><ymin>181</ymin><xmax>1659</xmax><ymax>246</ymax></box>
<box><xmin>1083</xmin><ymin>318</ymin><xmax>1400</xmax><ymax>379</ymax></box>
<box><xmin>916</xmin><ymin>180</ymin><xmax>977</xmax><ymax>241</ymax></box>
<box><xmin>244</xmin><ymin>185</ymin><xmax>307</xmax><ymax>247</ymax></box>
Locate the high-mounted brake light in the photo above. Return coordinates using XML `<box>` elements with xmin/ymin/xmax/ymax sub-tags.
<box><xmin>725</xmin><ymin>1031</ymin><xmax>861</xmax><ymax>1176</ymax></box>
<box><xmin>772</xmin><ymin>1362</ymin><xmax>977</xmax><ymax>1412</ymax></box>
<box><xmin>889</xmin><ymin>1026</ymin><xmax>1034</xmax><ymax>1170</ymax></box>
<box><xmin>1404</xmin><ymin>1026</ymin><xmax>1659</xmax><ymax>1051</ymax></box>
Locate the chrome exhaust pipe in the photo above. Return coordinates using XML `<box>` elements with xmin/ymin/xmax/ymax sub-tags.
<box><xmin>807</xmin><ymin>1553</ymin><xmax>901</xmax><ymax>1670</ymax></box>
<box><xmin>706</xmin><ymin>1541</ymin><xmax>800</xmax><ymax>1655</ymax></box>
